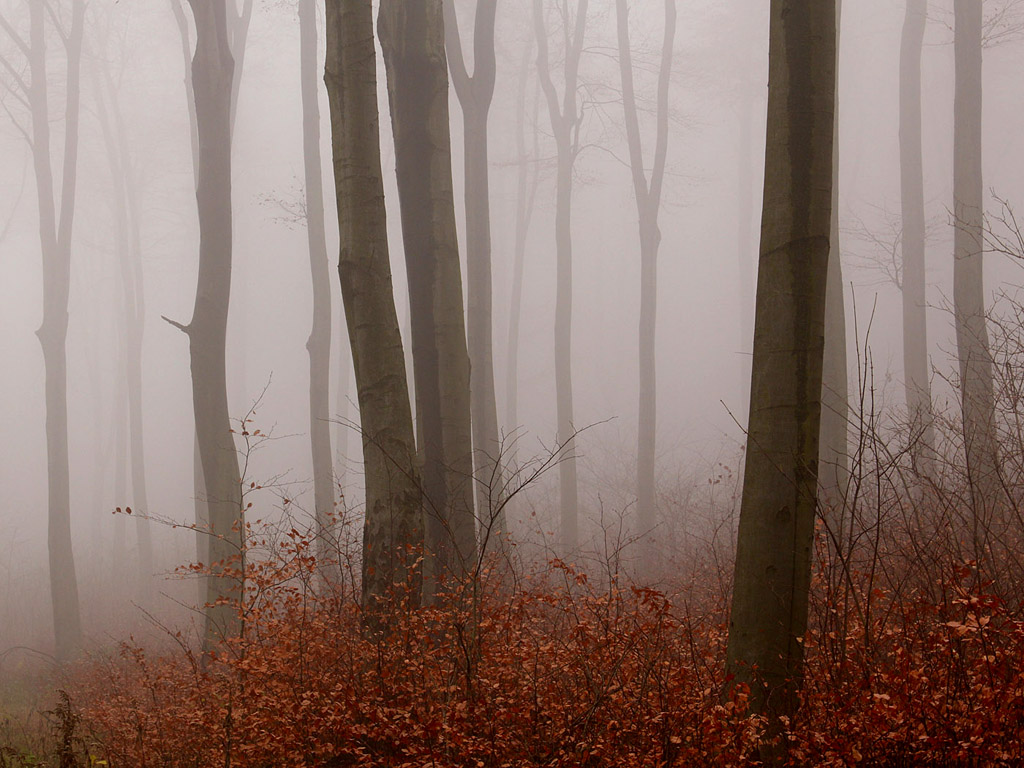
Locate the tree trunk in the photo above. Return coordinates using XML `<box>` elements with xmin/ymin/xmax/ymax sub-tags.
<box><xmin>615</xmin><ymin>0</ymin><xmax>675</xmax><ymax>569</ymax></box>
<box><xmin>378</xmin><ymin>0</ymin><xmax>478</xmax><ymax>597</ymax></box>
<box><xmin>819</xmin><ymin>0</ymin><xmax>848</xmax><ymax>538</ymax></box>
<box><xmin>953</xmin><ymin>0</ymin><xmax>1000</xmax><ymax>524</ymax></box>
<box><xmin>298</xmin><ymin>0</ymin><xmax>336</xmax><ymax>577</ymax></box>
<box><xmin>506</xmin><ymin>39</ymin><xmax>541</xmax><ymax>458</ymax></box>
<box><xmin>533</xmin><ymin>0</ymin><xmax>589</xmax><ymax>554</ymax></box>
<box><xmin>22</xmin><ymin>0</ymin><xmax>86</xmax><ymax>661</ymax></box>
<box><xmin>324</xmin><ymin>0</ymin><xmax>424</xmax><ymax>606</ymax></box>
<box><xmin>900</xmin><ymin>0</ymin><xmax>936</xmax><ymax>479</ymax></box>
<box><xmin>444</xmin><ymin>0</ymin><xmax>507</xmax><ymax>553</ymax></box>
<box><xmin>179</xmin><ymin>0</ymin><xmax>244</xmax><ymax>650</ymax></box>
<box><xmin>737</xmin><ymin>87</ymin><xmax>756</xmax><ymax>414</ymax></box>
<box><xmin>725</xmin><ymin>0</ymin><xmax>836</xmax><ymax>735</ymax></box>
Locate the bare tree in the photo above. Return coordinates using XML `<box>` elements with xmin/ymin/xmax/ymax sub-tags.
<box><xmin>614</xmin><ymin>0</ymin><xmax>675</xmax><ymax>566</ymax></box>
<box><xmin>900</xmin><ymin>0</ymin><xmax>937</xmax><ymax>476</ymax></box>
<box><xmin>533</xmin><ymin>0</ymin><xmax>589</xmax><ymax>554</ymax></box>
<box><xmin>726</xmin><ymin>0</ymin><xmax>836</xmax><ymax>741</ymax></box>
<box><xmin>324</xmin><ymin>0</ymin><xmax>424</xmax><ymax>606</ymax></box>
<box><xmin>953</xmin><ymin>0</ymin><xmax>1001</xmax><ymax>524</ymax></box>
<box><xmin>0</xmin><ymin>0</ymin><xmax>86</xmax><ymax>661</ymax></box>
<box><xmin>164</xmin><ymin>0</ymin><xmax>244</xmax><ymax>649</ymax></box>
<box><xmin>443</xmin><ymin>0</ymin><xmax>508</xmax><ymax>547</ymax></box>
<box><xmin>378</xmin><ymin>0</ymin><xmax>477</xmax><ymax>598</ymax></box>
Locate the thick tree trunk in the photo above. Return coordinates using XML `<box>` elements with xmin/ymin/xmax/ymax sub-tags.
<box><xmin>444</xmin><ymin>0</ymin><xmax>506</xmax><ymax>551</ymax></box>
<box><xmin>534</xmin><ymin>0</ymin><xmax>589</xmax><ymax>554</ymax></box>
<box><xmin>616</xmin><ymin>0</ymin><xmax>675</xmax><ymax>568</ymax></box>
<box><xmin>324</xmin><ymin>0</ymin><xmax>424</xmax><ymax>606</ymax></box>
<box><xmin>180</xmin><ymin>0</ymin><xmax>244</xmax><ymax>649</ymax></box>
<box><xmin>378</xmin><ymin>0</ymin><xmax>477</xmax><ymax>596</ymax></box>
<box><xmin>819</xmin><ymin>0</ymin><xmax>848</xmax><ymax>537</ymax></box>
<box><xmin>726</xmin><ymin>0</ymin><xmax>836</xmax><ymax>734</ymax></box>
<box><xmin>900</xmin><ymin>0</ymin><xmax>936</xmax><ymax>477</ymax></box>
<box><xmin>953</xmin><ymin>0</ymin><xmax>1000</xmax><ymax>524</ymax></box>
<box><xmin>24</xmin><ymin>0</ymin><xmax>86</xmax><ymax>661</ymax></box>
<box><xmin>298</xmin><ymin>0</ymin><xmax>336</xmax><ymax>577</ymax></box>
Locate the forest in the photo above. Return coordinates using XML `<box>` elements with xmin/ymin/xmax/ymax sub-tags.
<box><xmin>1</xmin><ymin>0</ymin><xmax>1023</xmax><ymax>764</ymax></box>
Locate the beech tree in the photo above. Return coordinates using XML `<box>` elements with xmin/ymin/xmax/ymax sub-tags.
<box><xmin>953</xmin><ymin>0</ymin><xmax>1000</xmax><ymax>522</ymax></box>
<box><xmin>324</xmin><ymin>0</ymin><xmax>423</xmax><ymax>605</ymax></box>
<box><xmin>378</xmin><ymin>0</ymin><xmax>477</xmax><ymax>596</ymax></box>
<box><xmin>533</xmin><ymin>0</ymin><xmax>589</xmax><ymax>553</ymax></box>
<box><xmin>297</xmin><ymin>0</ymin><xmax>335</xmax><ymax>574</ymax></box>
<box><xmin>443</xmin><ymin>0</ymin><xmax>507</xmax><ymax>548</ymax></box>
<box><xmin>899</xmin><ymin>0</ymin><xmax>937</xmax><ymax>476</ymax></box>
<box><xmin>726</xmin><ymin>0</ymin><xmax>836</xmax><ymax>736</ymax></box>
<box><xmin>165</xmin><ymin>0</ymin><xmax>244</xmax><ymax>649</ymax></box>
<box><xmin>0</xmin><ymin>0</ymin><xmax>86</xmax><ymax>661</ymax></box>
<box><xmin>614</xmin><ymin>0</ymin><xmax>675</xmax><ymax>563</ymax></box>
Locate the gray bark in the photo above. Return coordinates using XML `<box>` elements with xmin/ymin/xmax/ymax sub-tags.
<box><xmin>443</xmin><ymin>0</ymin><xmax>507</xmax><ymax>553</ymax></box>
<box><xmin>9</xmin><ymin>0</ymin><xmax>87</xmax><ymax>661</ymax></box>
<box><xmin>298</xmin><ymin>0</ymin><xmax>336</xmax><ymax>577</ymax></box>
<box><xmin>324</xmin><ymin>0</ymin><xmax>424</xmax><ymax>606</ymax></box>
<box><xmin>900</xmin><ymin>0</ymin><xmax>936</xmax><ymax>477</ymax></box>
<box><xmin>819</xmin><ymin>0</ymin><xmax>848</xmax><ymax>536</ymax></box>
<box><xmin>953</xmin><ymin>0</ymin><xmax>1000</xmax><ymax>522</ymax></box>
<box><xmin>505</xmin><ymin>40</ymin><xmax>541</xmax><ymax>458</ymax></box>
<box><xmin>726</xmin><ymin>0</ymin><xmax>836</xmax><ymax>731</ymax></box>
<box><xmin>176</xmin><ymin>0</ymin><xmax>244</xmax><ymax>649</ymax></box>
<box><xmin>378</xmin><ymin>0</ymin><xmax>478</xmax><ymax>597</ymax></box>
<box><xmin>615</xmin><ymin>0</ymin><xmax>675</xmax><ymax>568</ymax></box>
<box><xmin>533</xmin><ymin>0</ymin><xmax>589</xmax><ymax>554</ymax></box>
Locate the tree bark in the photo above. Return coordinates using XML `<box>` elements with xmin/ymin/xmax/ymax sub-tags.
<box><xmin>725</xmin><ymin>0</ymin><xmax>836</xmax><ymax>735</ymax></box>
<box><xmin>443</xmin><ymin>0</ymin><xmax>507</xmax><ymax>553</ymax></box>
<box><xmin>819</xmin><ymin>0</ymin><xmax>848</xmax><ymax>538</ymax></box>
<box><xmin>615</xmin><ymin>0</ymin><xmax>675</xmax><ymax>569</ymax></box>
<box><xmin>378</xmin><ymin>0</ymin><xmax>478</xmax><ymax>596</ymax></box>
<box><xmin>953</xmin><ymin>0</ymin><xmax>1000</xmax><ymax>523</ymax></box>
<box><xmin>900</xmin><ymin>0</ymin><xmax>936</xmax><ymax>478</ymax></box>
<box><xmin>178</xmin><ymin>0</ymin><xmax>244</xmax><ymax>650</ymax></box>
<box><xmin>533</xmin><ymin>0</ymin><xmax>589</xmax><ymax>554</ymax></box>
<box><xmin>324</xmin><ymin>0</ymin><xmax>424</xmax><ymax>606</ymax></box>
<box><xmin>298</xmin><ymin>0</ymin><xmax>336</xmax><ymax>577</ymax></box>
<box><xmin>18</xmin><ymin>0</ymin><xmax>87</xmax><ymax>661</ymax></box>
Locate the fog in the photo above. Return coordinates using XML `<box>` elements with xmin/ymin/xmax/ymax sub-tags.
<box><xmin>1</xmin><ymin>0</ymin><xmax>1023</xmax><ymax>656</ymax></box>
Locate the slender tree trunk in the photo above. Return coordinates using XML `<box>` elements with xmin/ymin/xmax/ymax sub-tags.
<box><xmin>20</xmin><ymin>0</ymin><xmax>87</xmax><ymax>661</ymax></box>
<box><xmin>298</xmin><ymin>0</ymin><xmax>336</xmax><ymax>576</ymax></box>
<box><xmin>737</xmin><ymin>87</ymin><xmax>755</xmax><ymax>414</ymax></box>
<box><xmin>174</xmin><ymin>0</ymin><xmax>244</xmax><ymax>649</ymax></box>
<box><xmin>324</xmin><ymin>0</ymin><xmax>424</xmax><ymax>606</ymax></box>
<box><xmin>506</xmin><ymin>40</ymin><xmax>541</xmax><ymax>454</ymax></box>
<box><xmin>615</xmin><ymin>0</ymin><xmax>675</xmax><ymax>569</ymax></box>
<box><xmin>900</xmin><ymin>0</ymin><xmax>936</xmax><ymax>478</ymax></box>
<box><xmin>819</xmin><ymin>0</ymin><xmax>848</xmax><ymax>536</ymax></box>
<box><xmin>444</xmin><ymin>0</ymin><xmax>506</xmax><ymax>552</ymax></box>
<box><xmin>953</xmin><ymin>0</ymin><xmax>1000</xmax><ymax>524</ymax></box>
<box><xmin>725</xmin><ymin>0</ymin><xmax>836</xmax><ymax>737</ymax></box>
<box><xmin>534</xmin><ymin>0</ymin><xmax>589</xmax><ymax>554</ymax></box>
<box><xmin>378</xmin><ymin>0</ymin><xmax>477</xmax><ymax>596</ymax></box>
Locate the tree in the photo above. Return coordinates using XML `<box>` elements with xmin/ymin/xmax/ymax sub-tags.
<box><xmin>443</xmin><ymin>0</ymin><xmax>507</xmax><ymax>548</ymax></box>
<box><xmin>298</xmin><ymin>0</ymin><xmax>336</xmax><ymax>575</ymax></box>
<box><xmin>819</xmin><ymin>0</ymin><xmax>848</xmax><ymax>537</ymax></box>
<box><xmin>725</xmin><ymin>0</ymin><xmax>836</xmax><ymax>736</ymax></box>
<box><xmin>900</xmin><ymin>0</ymin><xmax>937</xmax><ymax>477</ymax></box>
<box><xmin>324</xmin><ymin>0</ymin><xmax>424</xmax><ymax>606</ymax></box>
<box><xmin>0</xmin><ymin>0</ymin><xmax>87</xmax><ymax>661</ymax></box>
<box><xmin>953</xmin><ymin>0</ymin><xmax>1001</xmax><ymax>524</ymax></box>
<box><xmin>165</xmin><ymin>0</ymin><xmax>244</xmax><ymax>649</ymax></box>
<box><xmin>533</xmin><ymin>0</ymin><xmax>589</xmax><ymax>553</ymax></box>
<box><xmin>93</xmin><ymin>41</ymin><xmax>156</xmax><ymax>590</ymax></box>
<box><xmin>614</xmin><ymin>0</ymin><xmax>675</xmax><ymax>565</ymax></box>
<box><xmin>378</xmin><ymin>0</ymin><xmax>477</xmax><ymax>597</ymax></box>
